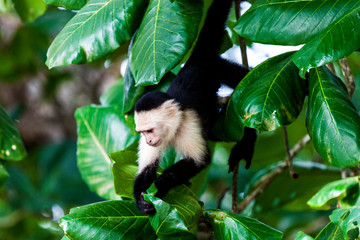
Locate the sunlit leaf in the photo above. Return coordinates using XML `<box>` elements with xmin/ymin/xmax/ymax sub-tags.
<box><xmin>99</xmin><ymin>78</ymin><xmax>125</xmax><ymax>107</ymax></box>
<box><xmin>144</xmin><ymin>185</ymin><xmax>202</xmax><ymax>239</ymax></box>
<box><xmin>12</xmin><ymin>0</ymin><xmax>47</xmax><ymax>23</ymax></box>
<box><xmin>314</xmin><ymin>222</ymin><xmax>344</xmax><ymax>240</ymax></box>
<box><xmin>110</xmin><ymin>150</ymin><xmax>138</xmax><ymax>199</ymax></box>
<box><xmin>43</xmin><ymin>0</ymin><xmax>88</xmax><ymax>10</ymax></box>
<box><xmin>295</xmin><ymin>232</ymin><xmax>314</xmax><ymax>240</ymax></box>
<box><xmin>129</xmin><ymin>0</ymin><xmax>203</xmax><ymax>86</ymax></box>
<box><xmin>330</xmin><ymin>208</ymin><xmax>360</xmax><ymax>240</ymax></box>
<box><xmin>59</xmin><ymin>200</ymin><xmax>157</xmax><ymax>239</ymax></box>
<box><xmin>307</xmin><ymin>177</ymin><xmax>360</xmax><ymax>210</ymax></box>
<box><xmin>235</xmin><ymin>0</ymin><xmax>360</xmax><ymax>46</ymax></box>
<box><xmin>46</xmin><ymin>0</ymin><xmax>147</xmax><ymax>68</ymax></box>
<box><xmin>306</xmin><ymin>67</ymin><xmax>360</xmax><ymax>168</ymax></box>
<box><xmin>0</xmin><ymin>105</ymin><xmax>26</xmax><ymax>161</ymax></box>
<box><xmin>75</xmin><ymin>105</ymin><xmax>138</xmax><ymax>199</ymax></box>
<box><xmin>230</xmin><ymin>52</ymin><xmax>306</xmax><ymax>132</ymax></box>
<box><xmin>293</xmin><ymin>5</ymin><xmax>360</xmax><ymax>77</ymax></box>
<box><xmin>205</xmin><ymin>209</ymin><xmax>283</xmax><ymax>240</ymax></box>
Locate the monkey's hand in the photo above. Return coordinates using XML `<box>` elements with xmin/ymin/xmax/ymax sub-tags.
<box><xmin>136</xmin><ymin>192</ymin><xmax>156</xmax><ymax>215</ymax></box>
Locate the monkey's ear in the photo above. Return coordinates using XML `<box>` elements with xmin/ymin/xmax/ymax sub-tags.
<box><xmin>162</xmin><ymin>100</ymin><xmax>180</xmax><ymax>117</ymax></box>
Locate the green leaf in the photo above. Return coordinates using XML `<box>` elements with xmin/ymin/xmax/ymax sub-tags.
<box><xmin>294</xmin><ymin>232</ymin><xmax>314</xmax><ymax>240</ymax></box>
<box><xmin>129</xmin><ymin>0</ymin><xmax>203</xmax><ymax>86</ymax></box>
<box><xmin>0</xmin><ymin>105</ymin><xmax>26</xmax><ymax>161</ymax></box>
<box><xmin>330</xmin><ymin>208</ymin><xmax>360</xmax><ymax>240</ymax></box>
<box><xmin>314</xmin><ymin>222</ymin><xmax>344</xmax><ymax>240</ymax></box>
<box><xmin>235</xmin><ymin>0</ymin><xmax>360</xmax><ymax>46</ymax></box>
<box><xmin>232</xmin><ymin>52</ymin><xmax>306</xmax><ymax>132</ymax></box>
<box><xmin>306</xmin><ymin>67</ymin><xmax>360</xmax><ymax>168</ymax></box>
<box><xmin>307</xmin><ymin>177</ymin><xmax>360</xmax><ymax>210</ymax></box>
<box><xmin>0</xmin><ymin>163</ymin><xmax>9</xmax><ymax>186</ymax></box>
<box><xmin>59</xmin><ymin>200</ymin><xmax>157</xmax><ymax>240</ymax></box>
<box><xmin>43</xmin><ymin>0</ymin><xmax>88</xmax><ymax>10</ymax></box>
<box><xmin>205</xmin><ymin>209</ymin><xmax>283</xmax><ymax>240</ymax></box>
<box><xmin>12</xmin><ymin>0</ymin><xmax>47</xmax><ymax>23</ymax></box>
<box><xmin>293</xmin><ymin>5</ymin><xmax>360</xmax><ymax>77</ymax></box>
<box><xmin>110</xmin><ymin>150</ymin><xmax>138</xmax><ymax>199</ymax></box>
<box><xmin>75</xmin><ymin>105</ymin><xmax>139</xmax><ymax>199</ymax></box>
<box><xmin>144</xmin><ymin>185</ymin><xmax>202</xmax><ymax>239</ymax></box>
<box><xmin>46</xmin><ymin>0</ymin><xmax>147</xmax><ymax>68</ymax></box>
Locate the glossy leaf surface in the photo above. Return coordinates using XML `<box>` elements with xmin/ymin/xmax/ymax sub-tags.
<box><xmin>306</xmin><ymin>67</ymin><xmax>360</xmax><ymax>168</ymax></box>
<box><xmin>293</xmin><ymin>5</ymin><xmax>360</xmax><ymax>77</ymax></box>
<box><xmin>110</xmin><ymin>150</ymin><xmax>138</xmax><ymax>199</ymax></box>
<box><xmin>307</xmin><ymin>177</ymin><xmax>360</xmax><ymax>210</ymax></box>
<box><xmin>0</xmin><ymin>105</ymin><xmax>26</xmax><ymax>161</ymax></box>
<box><xmin>231</xmin><ymin>52</ymin><xmax>306</xmax><ymax>132</ymax></box>
<box><xmin>205</xmin><ymin>209</ymin><xmax>283</xmax><ymax>240</ymax></box>
<box><xmin>144</xmin><ymin>185</ymin><xmax>202</xmax><ymax>239</ymax></box>
<box><xmin>12</xmin><ymin>0</ymin><xmax>47</xmax><ymax>22</ymax></box>
<box><xmin>43</xmin><ymin>0</ymin><xmax>88</xmax><ymax>10</ymax></box>
<box><xmin>75</xmin><ymin>105</ymin><xmax>138</xmax><ymax>199</ymax></box>
<box><xmin>294</xmin><ymin>232</ymin><xmax>314</xmax><ymax>240</ymax></box>
<box><xmin>46</xmin><ymin>0</ymin><xmax>147</xmax><ymax>68</ymax></box>
<box><xmin>235</xmin><ymin>0</ymin><xmax>360</xmax><ymax>46</ymax></box>
<box><xmin>314</xmin><ymin>222</ymin><xmax>344</xmax><ymax>240</ymax></box>
<box><xmin>330</xmin><ymin>208</ymin><xmax>360</xmax><ymax>240</ymax></box>
<box><xmin>129</xmin><ymin>0</ymin><xmax>203</xmax><ymax>86</ymax></box>
<box><xmin>60</xmin><ymin>200</ymin><xmax>157</xmax><ymax>239</ymax></box>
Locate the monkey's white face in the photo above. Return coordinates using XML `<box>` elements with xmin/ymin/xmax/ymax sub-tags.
<box><xmin>134</xmin><ymin>100</ymin><xmax>182</xmax><ymax>148</ymax></box>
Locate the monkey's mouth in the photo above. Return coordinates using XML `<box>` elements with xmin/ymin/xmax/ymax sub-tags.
<box><xmin>149</xmin><ymin>139</ymin><xmax>161</xmax><ymax>147</ymax></box>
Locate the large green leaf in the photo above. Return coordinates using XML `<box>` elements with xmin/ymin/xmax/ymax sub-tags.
<box><xmin>294</xmin><ymin>232</ymin><xmax>314</xmax><ymax>240</ymax></box>
<box><xmin>0</xmin><ymin>105</ymin><xmax>26</xmax><ymax>161</ymax></box>
<box><xmin>46</xmin><ymin>0</ymin><xmax>147</xmax><ymax>68</ymax></box>
<box><xmin>231</xmin><ymin>52</ymin><xmax>306</xmax><ymax>132</ymax></box>
<box><xmin>59</xmin><ymin>200</ymin><xmax>157</xmax><ymax>240</ymax></box>
<box><xmin>129</xmin><ymin>0</ymin><xmax>203</xmax><ymax>86</ymax></box>
<box><xmin>12</xmin><ymin>0</ymin><xmax>47</xmax><ymax>22</ymax></box>
<box><xmin>330</xmin><ymin>208</ymin><xmax>360</xmax><ymax>240</ymax></box>
<box><xmin>205</xmin><ymin>209</ymin><xmax>283</xmax><ymax>240</ymax></box>
<box><xmin>43</xmin><ymin>0</ymin><xmax>88</xmax><ymax>10</ymax></box>
<box><xmin>75</xmin><ymin>105</ymin><xmax>139</xmax><ymax>200</ymax></box>
<box><xmin>314</xmin><ymin>222</ymin><xmax>344</xmax><ymax>240</ymax></box>
<box><xmin>144</xmin><ymin>185</ymin><xmax>202</xmax><ymax>239</ymax></box>
<box><xmin>99</xmin><ymin>78</ymin><xmax>125</xmax><ymax>107</ymax></box>
<box><xmin>110</xmin><ymin>150</ymin><xmax>138</xmax><ymax>199</ymax></box>
<box><xmin>293</xmin><ymin>5</ymin><xmax>360</xmax><ymax>77</ymax></box>
<box><xmin>306</xmin><ymin>67</ymin><xmax>360</xmax><ymax>168</ymax></box>
<box><xmin>235</xmin><ymin>0</ymin><xmax>360</xmax><ymax>46</ymax></box>
<box><xmin>307</xmin><ymin>177</ymin><xmax>360</xmax><ymax>210</ymax></box>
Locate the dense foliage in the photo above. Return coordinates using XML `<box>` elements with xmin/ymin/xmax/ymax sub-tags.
<box><xmin>1</xmin><ymin>0</ymin><xmax>360</xmax><ymax>239</ymax></box>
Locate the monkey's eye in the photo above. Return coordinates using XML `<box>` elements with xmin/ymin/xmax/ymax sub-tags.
<box><xmin>146</xmin><ymin>129</ymin><xmax>153</xmax><ymax>133</ymax></box>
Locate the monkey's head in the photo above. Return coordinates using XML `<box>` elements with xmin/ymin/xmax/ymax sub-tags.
<box><xmin>134</xmin><ymin>92</ymin><xmax>183</xmax><ymax>147</ymax></box>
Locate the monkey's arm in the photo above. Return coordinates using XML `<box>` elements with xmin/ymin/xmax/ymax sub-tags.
<box><xmin>133</xmin><ymin>136</ymin><xmax>162</xmax><ymax>214</ymax></box>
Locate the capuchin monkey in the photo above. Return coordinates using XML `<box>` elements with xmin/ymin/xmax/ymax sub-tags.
<box><xmin>133</xmin><ymin>0</ymin><xmax>257</xmax><ymax>214</ymax></box>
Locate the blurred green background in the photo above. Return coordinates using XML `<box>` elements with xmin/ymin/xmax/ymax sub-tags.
<box><xmin>1</xmin><ymin>2</ymin><xmax>360</xmax><ymax>239</ymax></box>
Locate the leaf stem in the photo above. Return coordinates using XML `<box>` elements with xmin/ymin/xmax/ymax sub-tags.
<box><xmin>237</xmin><ymin>134</ymin><xmax>311</xmax><ymax>212</ymax></box>
<box><xmin>339</xmin><ymin>58</ymin><xmax>355</xmax><ymax>99</ymax></box>
<box><xmin>283</xmin><ymin>126</ymin><xmax>298</xmax><ymax>179</ymax></box>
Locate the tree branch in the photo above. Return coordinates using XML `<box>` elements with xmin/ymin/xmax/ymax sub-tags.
<box><xmin>283</xmin><ymin>126</ymin><xmax>299</xmax><ymax>179</ymax></box>
<box><xmin>339</xmin><ymin>58</ymin><xmax>355</xmax><ymax>99</ymax></box>
<box><xmin>237</xmin><ymin>134</ymin><xmax>311</xmax><ymax>212</ymax></box>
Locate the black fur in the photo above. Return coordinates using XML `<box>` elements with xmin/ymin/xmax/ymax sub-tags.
<box><xmin>133</xmin><ymin>0</ymin><xmax>256</xmax><ymax>214</ymax></box>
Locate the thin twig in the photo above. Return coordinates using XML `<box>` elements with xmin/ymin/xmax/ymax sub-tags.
<box><xmin>237</xmin><ymin>134</ymin><xmax>311</xmax><ymax>212</ymax></box>
<box><xmin>339</xmin><ymin>58</ymin><xmax>355</xmax><ymax>99</ymax></box>
<box><xmin>235</xmin><ymin>0</ymin><xmax>248</xmax><ymax>69</ymax></box>
<box><xmin>231</xmin><ymin>0</ymin><xmax>249</xmax><ymax>214</ymax></box>
<box><xmin>283</xmin><ymin>126</ymin><xmax>299</xmax><ymax>179</ymax></box>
